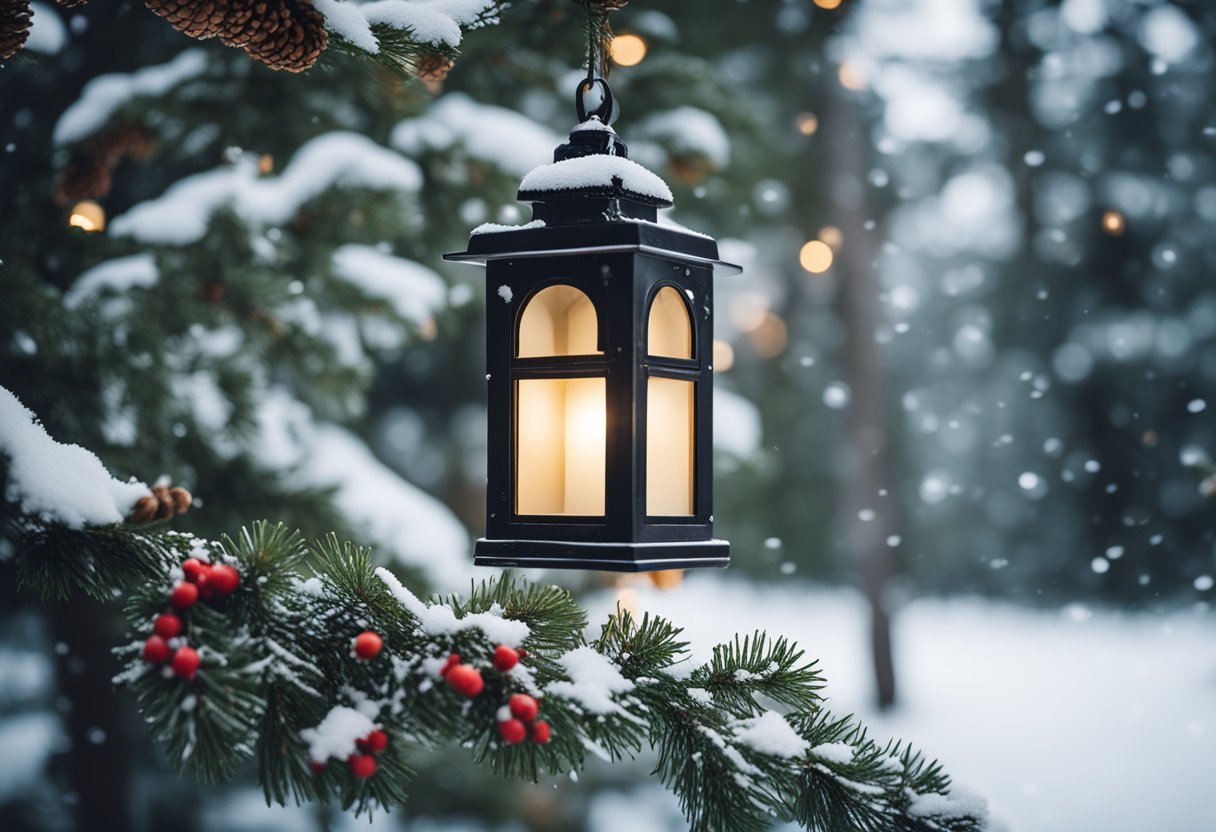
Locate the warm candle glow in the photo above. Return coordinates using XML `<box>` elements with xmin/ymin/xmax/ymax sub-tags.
<box><xmin>799</xmin><ymin>239</ymin><xmax>834</xmax><ymax>273</ymax></box>
<box><xmin>68</xmin><ymin>200</ymin><xmax>106</xmax><ymax>232</ymax></box>
<box><xmin>610</xmin><ymin>34</ymin><xmax>648</xmax><ymax>67</ymax></box>
<box><xmin>813</xmin><ymin>0</ymin><xmax>843</xmax><ymax>8</ymax></box>
<box><xmin>647</xmin><ymin>377</ymin><xmax>694</xmax><ymax>516</ymax></box>
<box><xmin>516</xmin><ymin>377</ymin><xmax>606</xmax><ymax>516</ymax></box>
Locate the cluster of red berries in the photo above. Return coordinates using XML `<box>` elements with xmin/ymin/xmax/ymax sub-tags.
<box><xmin>437</xmin><ymin>643</ymin><xmax>550</xmax><ymax>746</ymax></box>
<box><xmin>311</xmin><ymin>729</ymin><xmax>390</xmax><ymax>779</ymax></box>
<box><xmin>497</xmin><ymin>693</ymin><xmax>550</xmax><ymax>746</ymax></box>
<box><xmin>141</xmin><ymin>556</ymin><xmax>240</xmax><ymax>680</ymax></box>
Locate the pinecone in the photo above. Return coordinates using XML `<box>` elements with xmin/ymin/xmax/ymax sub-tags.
<box><xmin>145</xmin><ymin>0</ymin><xmax>231</xmax><ymax>41</ymax></box>
<box><xmin>415</xmin><ymin>51</ymin><xmax>454</xmax><ymax>83</ymax></box>
<box><xmin>53</xmin><ymin>122</ymin><xmax>157</xmax><ymax>205</ymax></box>
<box><xmin>96</xmin><ymin>121</ymin><xmax>158</xmax><ymax>165</ymax></box>
<box><xmin>0</xmin><ymin>0</ymin><xmax>32</xmax><ymax>60</ymax></box>
<box><xmin>55</xmin><ymin>0</ymin><xmax>89</xmax><ymax>7</ymax></box>
<box><xmin>53</xmin><ymin>156</ymin><xmax>111</xmax><ymax>205</ymax></box>
<box><xmin>239</xmin><ymin>0</ymin><xmax>327</xmax><ymax>73</ymax></box>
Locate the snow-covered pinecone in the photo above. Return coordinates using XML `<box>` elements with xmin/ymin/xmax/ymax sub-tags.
<box><xmin>55</xmin><ymin>0</ymin><xmax>89</xmax><ymax>7</ymax></box>
<box><xmin>0</xmin><ymin>0</ymin><xmax>32</xmax><ymax>59</ymax></box>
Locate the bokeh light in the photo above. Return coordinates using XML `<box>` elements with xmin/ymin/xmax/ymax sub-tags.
<box><xmin>799</xmin><ymin>239</ymin><xmax>834</xmax><ymax>273</ymax></box>
<box><xmin>610</xmin><ymin>34</ymin><xmax>648</xmax><ymax>67</ymax></box>
<box><xmin>68</xmin><ymin>200</ymin><xmax>105</xmax><ymax>232</ymax></box>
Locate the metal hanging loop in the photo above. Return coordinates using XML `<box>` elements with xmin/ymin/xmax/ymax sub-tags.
<box><xmin>575</xmin><ymin>76</ymin><xmax>615</xmax><ymax>124</ymax></box>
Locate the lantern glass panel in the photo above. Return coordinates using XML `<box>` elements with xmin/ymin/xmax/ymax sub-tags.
<box><xmin>517</xmin><ymin>284</ymin><xmax>601</xmax><ymax>357</ymax></box>
<box><xmin>516</xmin><ymin>377</ymin><xmax>606</xmax><ymax>515</ymax></box>
<box><xmin>647</xmin><ymin>286</ymin><xmax>693</xmax><ymax>359</ymax></box>
<box><xmin>646</xmin><ymin>377</ymin><xmax>695</xmax><ymax>516</ymax></box>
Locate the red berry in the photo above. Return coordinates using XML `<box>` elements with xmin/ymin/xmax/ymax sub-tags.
<box><xmin>170</xmin><ymin>582</ymin><xmax>199</xmax><ymax>610</ymax></box>
<box><xmin>181</xmin><ymin>558</ymin><xmax>206</xmax><ymax>583</ymax></box>
<box><xmin>208</xmin><ymin>564</ymin><xmax>240</xmax><ymax>595</ymax></box>
<box><xmin>143</xmin><ymin>635</ymin><xmax>171</xmax><ymax>663</ymax></box>
<box><xmin>171</xmin><ymin>646</ymin><xmax>200</xmax><ymax>679</ymax></box>
<box><xmin>309</xmin><ymin>760</ymin><xmax>327</xmax><ymax>774</ymax></box>
<box><xmin>492</xmin><ymin>645</ymin><xmax>520</xmax><ymax>672</ymax></box>
<box><xmin>439</xmin><ymin>653</ymin><xmax>460</xmax><ymax>676</ymax></box>
<box><xmin>445</xmin><ymin>663</ymin><xmax>484</xmax><ymax>697</ymax></box>
<box><xmin>359</xmin><ymin>730</ymin><xmax>388</xmax><ymax>753</ymax></box>
<box><xmin>497</xmin><ymin>718</ymin><xmax>527</xmax><ymax>745</ymax></box>
<box><xmin>508</xmin><ymin>693</ymin><xmax>539</xmax><ymax>722</ymax></box>
<box><xmin>353</xmin><ymin>631</ymin><xmax>382</xmax><ymax>660</ymax></box>
<box><xmin>530</xmin><ymin>719</ymin><xmax>551</xmax><ymax>745</ymax></box>
<box><xmin>348</xmin><ymin>753</ymin><xmax>377</xmax><ymax>778</ymax></box>
<box><xmin>153</xmin><ymin>613</ymin><xmax>182</xmax><ymax>639</ymax></box>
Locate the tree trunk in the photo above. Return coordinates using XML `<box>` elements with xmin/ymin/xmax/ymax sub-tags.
<box><xmin>824</xmin><ymin>87</ymin><xmax>898</xmax><ymax>711</ymax></box>
<box><xmin>53</xmin><ymin>596</ymin><xmax>133</xmax><ymax>830</ymax></box>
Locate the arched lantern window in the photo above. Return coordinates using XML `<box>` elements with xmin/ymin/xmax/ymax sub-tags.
<box><xmin>445</xmin><ymin>80</ymin><xmax>742</xmax><ymax>572</ymax></box>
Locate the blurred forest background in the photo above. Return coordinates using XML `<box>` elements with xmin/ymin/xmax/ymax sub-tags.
<box><xmin>1</xmin><ymin>0</ymin><xmax>1214</xmax><ymax>830</ymax></box>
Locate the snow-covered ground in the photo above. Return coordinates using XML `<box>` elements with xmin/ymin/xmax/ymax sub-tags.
<box><xmin>584</xmin><ymin>576</ymin><xmax>1216</xmax><ymax>832</ymax></box>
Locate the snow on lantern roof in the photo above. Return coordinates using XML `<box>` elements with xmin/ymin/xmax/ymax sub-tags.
<box><xmin>518</xmin><ymin>152</ymin><xmax>674</xmax><ymax>206</ymax></box>
<box><xmin>570</xmin><ymin>116</ymin><xmax>617</xmax><ymax>134</ymax></box>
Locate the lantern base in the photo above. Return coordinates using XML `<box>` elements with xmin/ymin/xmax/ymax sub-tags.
<box><xmin>473</xmin><ymin>538</ymin><xmax>729</xmax><ymax>572</ymax></box>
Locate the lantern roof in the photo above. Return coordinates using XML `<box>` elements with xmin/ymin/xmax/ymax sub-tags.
<box><xmin>444</xmin><ymin>116</ymin><xmax>741</xmax><ymax>277</ymax></box>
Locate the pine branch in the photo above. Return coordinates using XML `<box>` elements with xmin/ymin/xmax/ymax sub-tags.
<box><xmin>7</xmin><ymin>506</ymin><xmax>991</xmax><ymax>831</ymax></box>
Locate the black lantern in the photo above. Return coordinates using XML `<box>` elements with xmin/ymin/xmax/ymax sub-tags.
<box><xmin>445</xmin><ymin>81</ymin><xmax>742</xmax><ymax>572</ymax></box>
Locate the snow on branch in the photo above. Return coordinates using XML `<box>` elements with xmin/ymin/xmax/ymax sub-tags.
<box><xmin>62</xmin><ymin>253</ymin><xmax>159</xmax><ymax>311</ymax></box>
<box><xmin>53</xmin><ymin>50</ymin><xmax>209</xmax><ymax>146</ymax></box>
<box><xmin>330</xmin><ymin>245</ymin><xmax>447</xmax><ymax>327</ymax></box>
<box><xmin>109</xmin><ymin>133</ymin><xmax>422</xmax><ymax>245</ymax></box>
<box><xmin>375</xmin><ymin>566</ymin><xmax>529</xmax><ymax>645</ymax></box>
<box><xmin>304</xmin><ymin>426</ymin><xmax>471</xmax><ymax>590</ymax></box>
<box><xmin>391</xmin><ymin>92</ymin><xmax>561</xmax><ymax>177</ymax></box>
<box><xmin>0</xmin><ymin>386</ymin><xmax>148</xmax><ymax>528</ymax></box>
<box><xmin>318</xmin><ymin>0</ymin><xmax>502</xmax><ymax>61</ymax></box>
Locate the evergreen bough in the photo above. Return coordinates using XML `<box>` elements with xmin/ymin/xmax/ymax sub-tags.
<box><xmin>10</xmin><ymin>511</ymin><xmax>990</xmax><ymax>831</ymax></box>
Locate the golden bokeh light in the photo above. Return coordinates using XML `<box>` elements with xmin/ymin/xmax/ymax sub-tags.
<box><xmin>1101</xmin><ymin>209</ymin><xmax>1126</xmax><ymax>236</ymax></box>
<box><xmin>68</xmin><ymin>200</ymin><xmax>106</xmax><ymax>232</ymax></box>
<box><xmin>795</xmin><ymin>112</ymin><xmax>819</xmax><ymax>136</ymax></box>
<box><xmin>799</xmin><ymin>239</ymin><xmax>834</xmax><ymax>273</ymax></box>
<box><xmin>813</xmin><ymin>0</ymin><xmax>843</xmax><ymax>8</ymax></box>
<box><xmin>818</xmin><ymin>225</ymin><xmax>843</xmax><ymax>249</ymax></box>
<box><xmin>838</xmin><ymin>61</ymin><xmax>867</xmax><ymax>91</ymax></box>
<box><xmin>610</xmin><ymin>34</ymin><xmax>648</xmax><ymax>67</ymax></box>
<box><xmin>258</xmin><ymin>154</ymin><xmax>274</xmax><ymax>175</ymax></box>
<box><xmin>712</xmin><ymin>339</ymin><xmax>735</xmax><ymax>372</ymax></box>
<box><xmin>749</xmin><ymin>313</ymin><xmax>788</xmax><ymax>359</ymax></box>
